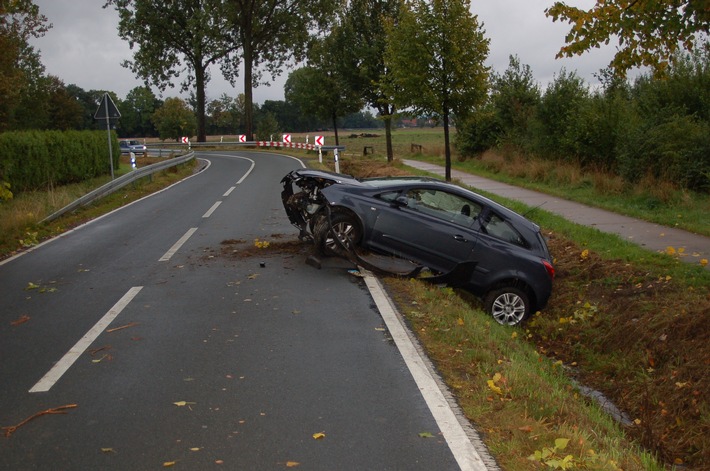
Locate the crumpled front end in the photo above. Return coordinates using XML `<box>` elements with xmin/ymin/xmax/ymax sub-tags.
<box><xmin>280</xmin><ymin>170</ymin><xmax>335</xmax><ymax>241</ymax></box>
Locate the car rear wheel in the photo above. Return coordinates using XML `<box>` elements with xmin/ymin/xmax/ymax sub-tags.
<box><xmin>313</xmin><ymin>211</ymin><xmax>362</xmax><ymax>256</ymax></box>
<box><xmin>484</xmin><ymin>287</ymin><xmax>530</xmax><ymax>326</ymax></box>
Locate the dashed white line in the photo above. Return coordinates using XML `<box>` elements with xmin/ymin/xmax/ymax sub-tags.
<box><xmin>224</xmin><ymin>186</ymin><xmax>236</xmax><ymax>197</ymax></box>
<box><xmin>29</xmin><ymin>286</ymin><xmax>144</xmax><ymax>393</ymax></box>
<box><xmin>203</xmin><ymin>201</ymin><xmax>222</xmax><ymax>218</ymax></box>
<box><xmin>159</xmin><ymin>227</ymin><xmax>198</xmax><ymax>262</ymax></box>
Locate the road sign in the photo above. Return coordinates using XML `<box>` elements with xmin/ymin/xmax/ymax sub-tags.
<box><xmin>282</xmin><ymin>134</ymin><xmax>291</xmax><ymax>144</ymax></box>
<box><xmin>94</xmin><ymin>93</ymin><xmax>121</xmax><ymax>120</ymax></box>
<box><xmin>314</xmin><ymin>135</ymin><xmax>324</xmax><ymax>146</ymax></box>
<box><xmin>181</xmin><ymin>136</ymin><xmax>189</xmax><ymax>144</ymax></box>
<box><xmin>239</xmin><ymin>135</ymin><xmax>247</xmax><ymax>143</ymax></box>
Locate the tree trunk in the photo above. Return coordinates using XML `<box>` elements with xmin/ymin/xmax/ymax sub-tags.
<box><xmin>195</xmin><ymin>65</ymin><xmax>207</xmax><ymax>142</ymax></box>
<box><xmin>384</xmin><ymin>115</ymin><xmax>394</xmax><ymax>162</ymax></box>
<box><xmin>332</xmin><ymin>111</ymin><xmax>339</xmax><ymax>145</ymax></box>
<box><xmin>243</xmin><ymin>43</ymin><xmax>254</xmax><ymax>141</ymax></box>
<box><xmin>443</xmin><ymin>107</ymin><xmax>451</xmax><ymax>181</ymax></box>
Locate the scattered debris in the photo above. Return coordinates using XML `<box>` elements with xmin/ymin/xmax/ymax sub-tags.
<box><xmin>10</xmin><ymin>315</ymin><xmax>30</xmax><ymax>326</ymax></box>
<box><xmin>2</xmin><ymin>404</ymin><xmax>77</xmax><ymax>438</ymax></box>
<box><xmin>106</xmin><ymin>322</ymin><xmax>138</xmax><ymax>333</ymax></box>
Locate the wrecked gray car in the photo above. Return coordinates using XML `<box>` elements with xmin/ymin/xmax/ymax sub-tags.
<box><xmin>281</xmin><ymin>168</ymin><xmax>555</xmax><ymax>325</ymax></box>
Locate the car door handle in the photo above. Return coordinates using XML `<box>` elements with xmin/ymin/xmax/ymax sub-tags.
<box><xmin>453</xmin><ymin>235</ymin><xmax>468</xmax><ymax>242</ymax></box>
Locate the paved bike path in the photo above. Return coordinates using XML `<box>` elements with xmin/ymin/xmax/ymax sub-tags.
<box><xmin>403</xmin><ymin>160</ymin><xmax>709</xmax><ymax>269</ymax></box>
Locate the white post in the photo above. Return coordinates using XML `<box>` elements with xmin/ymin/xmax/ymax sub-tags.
<box><xmin>334</xmin><ymin>148</ymin><xmax>340</xmax><ymax>174</ymax></box>
<box><xmin>318</xmin><ymin>146</ymin><xmax>323</xmax><ymax>164</ymax></box>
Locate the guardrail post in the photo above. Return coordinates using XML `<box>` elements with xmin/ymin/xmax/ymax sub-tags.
<box><xmin>334</xmin><ymin>148</ymin><xmax>340</xmax><ymax>173</ymax></box>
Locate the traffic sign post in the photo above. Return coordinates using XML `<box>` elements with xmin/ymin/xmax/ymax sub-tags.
<box><xmin>94</xmin><ymin>93</ymin><xmax>121</xmax><ymax>180</ymax></box>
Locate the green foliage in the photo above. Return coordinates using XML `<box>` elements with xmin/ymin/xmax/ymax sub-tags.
<box><xmin>0</xmin><ymin>130</ymin><xmax>117</xmax><ymax>192</ymax></box>
<box><xmin>385</xmin><ymin>0</ymin><xmax>489</xmax><ymax>178</ymax></box>
<box><xmin>0</xmin><ymin>0</ymin><xmax>51</xmax><ymax>132</ymax></box>
<box><xmin>546</xmin><ymin>0</ymin><xmax>710</xmax><ymax>77</ymax></box>
<box><xmin>454</xmin><ymin>103</ymin><xmax>499</xmax><ymax>158</ymax></box>
<box><xmin>254</xmin><ymin>112</ymin><xmax>280</xmax><ymax>141</ymax></box>
<box><xmin>533</xmin><ymin>69</ymin><xmax>589</xmax><ymax>161</ymax></box>
<box><xmin>151</xmin><ymin>97</ymin><xmax>197</xmax><ymax>141</ymax></box>
<box><xmin>457</xmin><ymin>47</ymin><xmax>710</xmax><ymax>192</ymax></box>
<box><xmin>490</xmin><ymin>55</ymin><xmax>540</xmax><ymax>148</ymax></box>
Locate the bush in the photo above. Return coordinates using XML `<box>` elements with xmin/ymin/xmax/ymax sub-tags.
<box><xmin>0</xmin><ymin>130</ymin><xmax>118</xmax><ymax>193</ymax></box>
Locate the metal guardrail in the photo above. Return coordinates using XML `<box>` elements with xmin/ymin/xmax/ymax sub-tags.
<box><xmin>41</xmin><ymin>152</ymin><xmax>195</xmax><ymax>223</ymax></box>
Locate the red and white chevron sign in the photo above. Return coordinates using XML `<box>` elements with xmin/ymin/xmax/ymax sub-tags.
<box><xmin>181</xmin><ymin>136</ymin><xmax>189</xmax><ymax>144</ymax></box>
<box><xmin>282</xmin><ymin>134</ymin><xmax>291</xmax><ymax>144</ymax></box>
<box><xmin>314</xmin><ymin>135</ymin><xmax>324</xmax><ymax>146</ymax></box>
<box><xmin>238</xmin><ymin>135</ymin><xmax>246</xmax><ymax>143</ymax></box>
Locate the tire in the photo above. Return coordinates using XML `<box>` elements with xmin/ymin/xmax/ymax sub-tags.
<box><xmin>484</xmin><ymin>287</ymin><xmax>530</xmax><ymax>326</ymax></box>
<box><xmin>313</xmin><ymin>211</ymin><xmax>362</xmax><ymax>256</ymax></box>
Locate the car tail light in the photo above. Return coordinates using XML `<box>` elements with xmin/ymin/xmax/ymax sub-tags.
<box><xmin>542</xmin><ymin>260</ymin><xmax>555</xmax><ymax>279</ymax></box>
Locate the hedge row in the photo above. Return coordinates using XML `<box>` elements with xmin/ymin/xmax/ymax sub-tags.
<box><xmin>0</xmin><ymin>130</ymin><xmax>119</xmax><ymax>193</ymax></box>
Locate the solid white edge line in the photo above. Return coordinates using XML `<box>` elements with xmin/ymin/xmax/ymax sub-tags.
<box><xmin>203</xmin><ymin>201</ymin><xmax>222</xmax><ymax>218</ymax></box>
<box><xmin>159</xmin><ymin>227</ymin><xmax>198</xmax><ymax>262</ymax></box>
<box><xmin>29</xmin><ymin>286</ymin><xmax>144</xmax><ymax>393</ymax></box>
<box><xmin>363</xmin><ymin>273</ymin><xmax>490</xmax><ymax>471</ymax></box>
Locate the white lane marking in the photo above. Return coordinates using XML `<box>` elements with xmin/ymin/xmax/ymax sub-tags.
<box><xmin>364</xmin><ymin>273</ymin><xmax>490</xmax><ymax>471</ymax></box>
<box><xmin>203</xmin><ymin>201</ymin><xmax>222</xmax><ymax>218</ymax></box>
<box><xmin>159</xmin><ymin>227</ymin><xmax>198</xmax><ymax>262</ymax></box>
<box><xmin>224</xmin><ymin>186</ymin><xmax>236</xmax><ymax>197</ymax></box>
<box><xmin>29</xmin><ymin>286</ymin><xmax>144</xmax><ymax>393</ymax></box>
<box><xmin>236</xmin><ymin>159</ymin><xmax>255</xmax><ymax>184</ymax></box>
<box><xmin>0</xmin><ymin>158</ymin><xmax>211</xmax><ymax>268</ymax></box>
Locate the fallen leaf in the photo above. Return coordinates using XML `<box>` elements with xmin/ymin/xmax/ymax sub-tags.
<box><xmin>100</xmin><ymin>448</ymin><xmax>116</xmax><ymax>454</ymax></box>
<box><xmin>173</xmin><ymin>401</ymin><xmax>196</xmax><ymax>407</ymax></box>
<box><xmin>189</xmin><ymin>448</ymin><xmax>201</xmax><ymax>452</ymax></box>
<box><xmin>312</xmin><ymin>432</ymin><xmax>325</xmax><ymax>440</ymax></box>
<box><xmin>419</xmin><ymin>432</ymin><xmax>435</xmax><ymax>438</ymax></box>
<box><xmin>25</xmin><ymin>282</ymin><xmax>40</xmax><ymax>291</ymax></box>
<box><xmin>518</xmin><ymin>425</ymin><xmax>533</xmax><ymax>433</ymax></box>
<box><xmin>286</xmin><ymin>461</ymin><xmax>300</xmax><ymax>467</ymax></box>
<box><xmin>163</xmin><ymin>461</ymin><xmax>177</xmax><ymax>467</ymax></box>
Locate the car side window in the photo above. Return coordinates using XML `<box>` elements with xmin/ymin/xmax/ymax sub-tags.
<box><xmin>483</xmin><ymin>213</ymin><xmax>527</xmax><ymax>247</ymax></box>
<box><xmin>378</xmin><ymin>191</ymin><xmax>400</xmax><ymax>203</ymax></box>
<box><xmin>404</xmin><ymin>189</ymin><xmax>480</xmax><ymax>227</ymax></box>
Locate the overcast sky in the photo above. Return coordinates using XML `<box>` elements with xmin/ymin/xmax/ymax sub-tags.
<box><xmin>30</xmin><ymin>0</ymin><xmax>619</xmax><ymax>104</ymax></box>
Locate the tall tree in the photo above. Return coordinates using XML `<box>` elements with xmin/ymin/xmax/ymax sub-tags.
<box><xmin>339</xmin><ymin>0</ymin><xmax>401</xmax><ymax>162</ymax></box>
<box><xmin>222</xmin><ymin>0</ymin><xmax>336</xmax><ymax>141</ymax></box>
<box><xmin>105</xmin><ymin>0</ymin><xmax>235</xmax><ymax>142</ymax></box>
<box><xmin>151</xmin><ymin>97</ymin><xmax>197</xmax><ymax>141</ymax></box>
<box><xmin>385</xmin><ymin>0</ymin><xmax>489</xmax><ymax>180</ymax></box>
<box><xmin>0</xmin><ymin>0</ymin><xmax>50</xmax><ymax>131</ymax></box>
<box><xmin>285</xmin><ymin>34</ymin><xmax>362</xmax><ymax>145</ymax></box>
<box><xmin>119</xmin><ymin>86</ymin><xmax>159</xmax><ymax>137</ymax></box>
<box><xmin>546</xmin><ymin>0</ymin><xmax>710</xmax><ymax>77</ymax></box>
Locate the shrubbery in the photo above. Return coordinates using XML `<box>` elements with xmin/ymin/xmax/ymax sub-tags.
<box><xmin>457</xmin><ymin>46</ymin><xmax>710</xmax><ymax>193</ymax></box>
<box><xmin>0</xmin><ymin>130</ymin><xmax>118</xmax><ymax>198</ymax></box>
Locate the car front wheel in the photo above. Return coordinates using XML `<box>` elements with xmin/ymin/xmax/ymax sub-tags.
<box><xmin>484</xmin><ymin>287</ymin><xmax>530</xmax><ymax>326</ymax></box>
<box><xmin>313</xmin><ymin>211</ymin><xmax>362</xmax><ymax>256</ymax></box>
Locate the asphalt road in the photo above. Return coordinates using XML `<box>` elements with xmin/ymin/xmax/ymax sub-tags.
<box><xmin>0</xmin><ymin>152</ymin><xmax>490</xmax><ymax>470</ymax></box>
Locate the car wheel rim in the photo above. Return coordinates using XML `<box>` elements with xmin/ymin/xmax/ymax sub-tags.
<box><xmin>491</xmin><ymin>292</ymin><xmax>526</xmax><ymax>325</ymax></box>
<box><xmin>326</xmin><ymin>222</ymin><xmax>355</xmax><ymax>250</ymax></box>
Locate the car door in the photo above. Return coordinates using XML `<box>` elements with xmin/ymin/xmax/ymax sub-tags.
<box><xmin>467</xmin><ymin>209</ymin><xmax>534</xmax><ymax>287</ymax></box>
<box><xmin>369</xmin><ymin>187</ymin><xmax>482</xmax><ymax>273</ymax></box>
